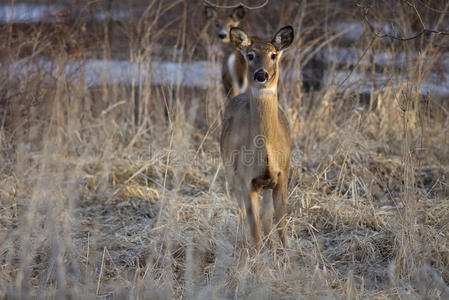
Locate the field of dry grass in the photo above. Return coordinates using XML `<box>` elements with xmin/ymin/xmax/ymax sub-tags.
<box><xmin>1</xmin><ymin>0</ymin><xmax>449</xmax><ymax>298</ymax></box>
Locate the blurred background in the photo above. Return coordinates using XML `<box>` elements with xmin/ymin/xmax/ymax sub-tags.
<box><xmin>0</xmin><ymin>0</ymin><xmax>448</xmax><ymax>298</ymax></box>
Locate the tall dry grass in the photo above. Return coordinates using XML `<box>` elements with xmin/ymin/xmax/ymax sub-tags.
<box><xmin>0</xmin><ymin>0</ymin><xmax>448</xmax><ymax>298</ymax></box>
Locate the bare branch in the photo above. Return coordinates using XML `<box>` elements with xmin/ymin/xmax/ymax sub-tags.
<box><xmin>361</xmin><ymin>3</ymin><xmax>449</xmax><ymax>41</ymax></box>
<box><xmin>369</xmin><ymin>26</ymin><xmax>449</xmax><ymax>41</ymax></box>
<box><xmin>337</xmin><ymin>37</ymin><xmax>377</xmax><ymax>90</ymax></box>
<box><xmin>202</xmin><ymin>0</ymin><xmax>269</xmax><ymax>10</ymax></box>
<box><xmin>415</xmin><ymin>0</ymin><xmax>449</xmax><ymax>14</ymax></box>
<box><xmin>406</xmin><ymin>0</ymin><xmax>425</xmax><ymax>30</ymax></box>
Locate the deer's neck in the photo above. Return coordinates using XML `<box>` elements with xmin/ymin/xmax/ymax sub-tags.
<box><xmin>249</xmin><ymin>86</ymin><xmax>279</xmax><ymax>142</ymax></box>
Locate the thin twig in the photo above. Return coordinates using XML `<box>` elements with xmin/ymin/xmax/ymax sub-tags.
<box><xmin>203</xmin><ymin>0</ymin><xmax>269</xmax><ymax>10</ymax></box>
<box><xmin>335</xmin><ymin>2</ymin><xmax>449</xmax><ymax>90</ymax></box>
<box><xmin>371</xmin><ymin>28</ymin><xmax>449</xmax><ymax>41</ymax></box>
<box><xmin>415</xmin><ymin>0</ymin><xmax>449</xmax><ymax>14</ymax></box>
<box><xmin>96</xmin><ymin>247</ymin><xmax>106</xmax><ymax>296</ymax></box>
<box><xmin>337</xmin><ymin>37</ymin><xmax>376</xmax><ymax>90</ymax></box>
<box><xmin>406</xmin><ymin>0</ymin><xmax>425</xmax><ymax>30</ymax></box>
<box><xmin>362</xmin><ymin>4</ymin><xmax>449</xmax><ymax>41</ymax></box>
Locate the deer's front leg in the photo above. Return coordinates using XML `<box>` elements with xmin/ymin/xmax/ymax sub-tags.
<box><xmin>246</xmin><ymin>187</ymin><xmax>262</xmax><ymax>253</ymax></box>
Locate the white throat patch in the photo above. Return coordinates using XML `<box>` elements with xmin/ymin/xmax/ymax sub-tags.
<box><xmin>250</xmin><ymin>86</ymin><xmax>277</xmax><ymax>98</ymax></box>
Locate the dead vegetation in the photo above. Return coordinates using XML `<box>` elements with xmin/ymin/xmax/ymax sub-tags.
<box><xmin>0</xmin><ymin>0</ymin><xmax>448</xmax><ymax>298</ymax></box>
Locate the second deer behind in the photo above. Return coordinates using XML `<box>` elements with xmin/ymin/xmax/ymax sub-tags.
<box><xmin>205</xmin><ymin>4</ymin><xmax>248</xmax><ymax>99</ymax></box>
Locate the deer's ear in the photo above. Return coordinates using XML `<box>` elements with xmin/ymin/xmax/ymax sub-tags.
<box><xmin>204</xmin><ymin>5</ymin><xmax>216</xmax><ymax>19</ymax></box>
<box><xmin>271</xmin><ymin>26</ymin><xmax>294</xmax><ymax>51</ymax></box>
<box><xmin>230</xmin><ymin>27</ymin><xmax>251</xmax><ymax>50</ymax></box>
<box><xmin>231</xmin><ymin>5</ymin><xmax>245</xmax><ymax>21</ymax></box>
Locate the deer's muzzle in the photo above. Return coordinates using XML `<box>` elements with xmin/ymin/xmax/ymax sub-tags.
<box><xmin>254</xmin><ymin>69</ymin><xmax>268</xmax><ymax>83</ymax></box>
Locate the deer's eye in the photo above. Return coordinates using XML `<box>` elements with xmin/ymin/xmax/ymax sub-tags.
<box><xmin>271</xmin><ymin>53</ymin><xmax>277</xmax><ymax>60</ymax></box>
<box><xmin>248</xmin><ymin>53</ymin><xmax>254</xmax><ymax>61</ymax></box>
<box><xmin>215</xmin><ymin>23</ymin><xmax>220</xmax><ymax>28</ymax></box>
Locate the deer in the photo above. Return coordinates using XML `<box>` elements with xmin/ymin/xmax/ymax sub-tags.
<box><xmin>220</xmin><ymin>26</ymin><xmax>294</xmax><ymax>253</ymax></box>
<box><xmin>204</xmin><ymin>4</ymin><xmax>248</xmax><ymax>99</ymax></box>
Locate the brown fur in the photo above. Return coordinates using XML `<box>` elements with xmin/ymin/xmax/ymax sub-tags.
<box><xmin>220</xmin><ymin>26</ymin><xmax>294</xmax><ymax>252</ymax></box>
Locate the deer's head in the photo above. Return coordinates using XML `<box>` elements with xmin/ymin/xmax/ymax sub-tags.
<box><xmin>205</xmin><ymin>5</ymin><xmax>246</xmax><ymax>43</ymax></box>
<box><xmin>230</xmin><ymin>26</ymin><xmax>294</xmax><ymax>91</ymax></box>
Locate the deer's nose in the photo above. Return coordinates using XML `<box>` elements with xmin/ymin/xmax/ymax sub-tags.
<box><xmin>218</xmin><ymin>33</ymin><xmax>227</xmax><ymax>39</ymax></box>
<box><xmin>254</xmin><ymin>69</ymin><xmax>268</xmax><ymax>82</ymax></box>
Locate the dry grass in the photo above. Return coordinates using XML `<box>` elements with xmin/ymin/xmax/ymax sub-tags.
<box><xmin>1</xmin><ymin>0</ymin><xmax>449</xmax><ymax>298</ymax></box>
